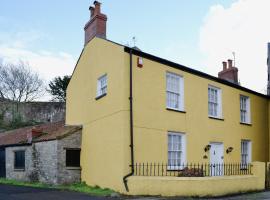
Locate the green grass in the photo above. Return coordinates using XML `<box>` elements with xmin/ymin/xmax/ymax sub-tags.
<box><xmin>0</xmin><ymin>178</ymin><xmax>115</xmax><ymax>196</ymax></box>
<box><xmin>58</xmin><ymin>182</ymin><xmax>115</xmax><ymax>196</ymax></box>
<box><xmin>0</xmin><ymin>178</ymin><xmax>51</xmax><ymax>188</ymax></box>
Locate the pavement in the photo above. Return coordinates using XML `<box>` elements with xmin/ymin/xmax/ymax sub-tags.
<box><xmin>1</xmin><ymin>184</ymin><xmax>270</xmax><ymax>200</ymax></box>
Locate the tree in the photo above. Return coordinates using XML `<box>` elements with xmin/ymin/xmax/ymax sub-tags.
<box><xmin>0</xmin><ymin>61</ymin><xmax>44</xmax><ymax>102</ymax></box>
<box><xmin>48</xmin><ymin>75</ymin><xmax>71</xmax><ymax>102</ymax></box>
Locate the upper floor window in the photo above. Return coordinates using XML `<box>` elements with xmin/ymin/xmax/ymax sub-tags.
<box><xmin>96</xmin><ymin>74</ymin><xmax>107</xmax><ymax>98</ymax></box>
<box><xmin>240</xmin><ymin>95</ymin><xmax>251</xmax><ymax>124</ymax></box>
<box><xmin>166</xmin><ymin>72</ymin><xmax>184</xmax><ymax>111</ymax></box>
<box><xmin>208</xmin><ymin>85</ymin><xmax>222</xmax><ymax>118</ymax></box>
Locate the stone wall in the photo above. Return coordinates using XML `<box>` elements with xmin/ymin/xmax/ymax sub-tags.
<box><xmin>57</xmin><ymin>131</ymin><xmax>82</xmax><ymax>184</ymax></box>
<box><xmin>6</xmin><ymin>145</ymin><xmax>33</xmax><ymax>181</ymax></box>
<box><xmin>33</xmin><ymin>140</ymin><xmax>58</xmax><ymax>184</ymax></box>
<box><xmin>5</xmin><ymin>130</ymin><xmax>81</xmax><ymax>184</ymax></box>
<box><xmin>0</xmin><ymin>101</ymin><xmax>65</xmax><ymax>130</ymax></box>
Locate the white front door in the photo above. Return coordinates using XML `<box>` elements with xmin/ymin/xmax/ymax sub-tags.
<box><xmin>210</xmin><ymin>142</ymin><xmax>224</xmax><ymax>176</ymax></box>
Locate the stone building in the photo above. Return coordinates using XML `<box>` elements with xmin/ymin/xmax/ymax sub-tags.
<box><xmin>0</xmin><ymin>122</ymin><xmax>82</xmax><ymax>184</ymax></box>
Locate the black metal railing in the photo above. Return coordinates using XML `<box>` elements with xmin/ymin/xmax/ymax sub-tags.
<box><xmin>133</xmin><ymin>163</ymin><xmax>252</xmax><ymax>177</ymax></box>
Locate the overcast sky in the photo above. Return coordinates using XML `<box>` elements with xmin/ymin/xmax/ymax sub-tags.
<box><xmin>0</xmin><ymin>0</ymin><xmax>269</xmax><ymax>97</ymax></box>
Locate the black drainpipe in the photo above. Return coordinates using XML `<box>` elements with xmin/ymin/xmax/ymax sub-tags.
<box><xmin>123</xmin><ymin>48</ymin><xmax>134</xmax><ymax>192</ymax></box>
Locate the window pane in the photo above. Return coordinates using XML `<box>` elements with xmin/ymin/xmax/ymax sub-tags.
<box><xmin>66</xmin><ymin>149</ymin><xmax>81</xmax><ymax>167</ymax></box>
<box><xmin>240</xmin><ymin>96</ymin><xmax>249</xmax><ymax>123</ymax></box>
<box><xmin>208</xmin><ymin>87</ymin><xmax>220</xmax><ymax>117</ymax></box>
<box><xmin>241</xmin><ymin>141</ymin><xmax>250</xmax><ymax>164</ymax></box>
<box><xmin>97</xmin><ymin>75</ymin><xmax>107</xmax><ymax>96</ymax></box>
<box><xmin>166</xmin><ymin>73</ymin><xmax>182</xmax><ymax>110</ymax></box>
<box><xmin>168</xmin><ymin>134</ymin><xmax>183</xmax><ymax>166</ymax></box>
<box><xmin>14</xmin><ymin>151</ymin><xmax>25</xmax><ymax>169</ymax></box>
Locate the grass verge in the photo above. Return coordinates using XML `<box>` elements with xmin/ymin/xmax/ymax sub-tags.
<box><xmin>0</xmin><ymin>178</ymin><xmax>115</xmax><ymax>196</ymax></box>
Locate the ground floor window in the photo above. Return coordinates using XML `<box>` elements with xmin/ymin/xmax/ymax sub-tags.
<box><xmin>66</xmin><ymin>149</ymin><xmax>81</xmax><ymax>168</ymax></box>
<box><xmin>168</xmin><ymin>132</ymin><xmax>186</xmax><ymax>169</ymax></box>
<box><xmin>14</xmin><ymin>150</ymin><xmax>25</xmax><ymax>170</ymax></box>
<box><xmin>241</xmin><ymin>140</ymin><xmax>251</xmax><ymax>165</ymax></box>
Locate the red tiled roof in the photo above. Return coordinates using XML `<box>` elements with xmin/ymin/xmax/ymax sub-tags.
<box><xmin>0</xmin><ymin>122</ymin><xmax>81</xmax><ymax>147</ymax></box>
<box><xmin>34</xmin><ymin>125</ymin><xmax>82</xmax><ymax>142</ymax></box>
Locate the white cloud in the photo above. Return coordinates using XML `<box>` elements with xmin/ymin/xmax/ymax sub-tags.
<box><xmin>0</xmin><ymin>47</ymin><xmax>75</xmax><ymax>80</ymax></box>
<box><xmin>0</xmin><ymin>30</ymin><xmax>76</xmax><ymax>100</ymax></box>
<box><xmin>200</xmin><ymin>0</ymin><xmax>270</xmax><ymax>94</ymax></box>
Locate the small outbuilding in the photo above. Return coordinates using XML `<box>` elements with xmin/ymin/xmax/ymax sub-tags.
<box><xmin>0</xmin><ymin>122</ymin><xmax>82</xmax><ymax>184</ymax></box>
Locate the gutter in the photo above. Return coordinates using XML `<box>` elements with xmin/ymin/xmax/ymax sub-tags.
<box><xmin>123</xmin><ymin>48</ymin><xmax>134</xmax><ymax>192</ymax></box>
<box><xmin>124</xmin><ymin>46</ymin><xmax>268</xmax><ymax>98</ymax></box>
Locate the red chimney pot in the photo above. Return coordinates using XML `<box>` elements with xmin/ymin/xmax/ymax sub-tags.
<box><xmin>228</xmin><ymin>59</ymin><xmax>233</xmax><ymax>68</ymax></box>
<box><xmin>218</xmin><ymin>59</ymin><xmax>238</xmax><ymax>84</ymax></box>
<box><xmin>222</xmin><ymin>61</ymin><xmax>227</xmax><ymax>70</ymax></box>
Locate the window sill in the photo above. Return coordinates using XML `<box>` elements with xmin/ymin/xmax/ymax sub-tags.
<box><xmin>95</xmin><ymin>93</ymin><xmax>107</xmax><ymax>100</ymax></box>
<box><xmin>166</xmin><ymin>108</ymin><xmax>186</xmax><ymax>113</ymax></box>
<box><xmin>208</xmin><ymin>116</ymin><xmax>224</xmax><ymax>121</ymax></box>
<box><xmin>167</xmin><ymin>168</ymin><xmax>184</xmax><ymax>171</ymax></box>
<box><xmin>167</xmin><ymin>165</ymin><xmax>186</xmax><ymax>171</ymax></box>
<box><xmin>14</xmin><ymin>168</ymin><xmax>25</xmax><ymax>172</ymax></box>
<box><xmin>240</xmin><ymin>122</ymin><xmax>252</xmax><ymax>126</ymax></box>
<box><xmin>66</xmin><ymin>167</ymin><xmax>81</xmax><ymax>170</ymax></box>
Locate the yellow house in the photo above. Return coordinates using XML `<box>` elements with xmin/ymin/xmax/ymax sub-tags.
<box><xmin>66</xmin><ymin>1</ymin><xmax>269</xmax><ymax>195</ymax></box>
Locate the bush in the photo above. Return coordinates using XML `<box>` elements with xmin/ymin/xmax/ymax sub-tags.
<box><xmin>177</xmin><ymin>167</ymin><xmax>204</xmax><ymax>177</ymax></box>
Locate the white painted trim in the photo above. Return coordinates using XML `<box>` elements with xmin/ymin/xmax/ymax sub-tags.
<box><xmin>96</xmin><ymin>74</ymin><xmax>107</xmax><ymax>98</ymax></box>
<box><xmin>208</xmin><ymin>85</ymin><xmax>222</xmax><ymax>118</ymax></box>
<box><xmin>240</xmin><ymin>95</ymin><xmax>251</xmax><ymax>124</ymax></box>
<box><xmin>209</xmin><ymin>142</ymin><xmax>224</xmax><ymax>164</ymax></box>
<box><xmin>166</xmin><ymin>72</ymin><xmax>185</xmax><ymax>112</ymax></box>
<box><xmin>167</xmin><ymin>132</ymin><xmax>186</xmax><ymax>170</ymax></box>
<box><xmin>248</xmin><ymin>140</ymin><xmax>252</xmax><ymax>163</ymax></box>
<box><xmin>241</xmin><ymin>139</ymin><xmax>252</xmax><ymax>164</ymax></box>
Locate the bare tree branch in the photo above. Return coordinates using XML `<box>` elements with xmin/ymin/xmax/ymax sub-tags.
<box><xmin>0</xmin><ymin>61</ymin><xmax>45</xmax><ymax>102</ymax></box>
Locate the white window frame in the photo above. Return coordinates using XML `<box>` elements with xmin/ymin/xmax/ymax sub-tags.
<box><xmin>167</xmin><ymin>132</ymin><xmax>186</xmax><ymax>170</ymax></box>
<box><xmin>208</xmin><ymin>85</ymin><xmax>222</xmax><ymax>118</ymax></box>
<box><xmin>166</xmin><ymin>72</ymin><xmax>184</xmax><ymax>111</ymax></box>
<box><xmin>241</xmin><ymin>140</ymin><xmax>252</xmax><ymax>165</ymax></box>
<box><xmin>96</xmin><ymin>74</ymin><xmax>107</xmax><ymax>98</ymax></box>
<box><xmin>240</xmin><ymin>95</ymin><xmax>251</xmax><ymax>124</ymax></box>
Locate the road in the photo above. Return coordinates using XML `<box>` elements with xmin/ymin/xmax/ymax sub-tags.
<box><xmin>0</xmin><ymin>184</ymin><xmax>110</xmax><ymax>200</ymax></box>
<box><xmin>0</xmin><ymin>184</ymin><xmax>270</xmax><ymax>200</ymax></box>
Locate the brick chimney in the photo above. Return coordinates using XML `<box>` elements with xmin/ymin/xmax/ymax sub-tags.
<box><xmin>84</xmin><ymin>1</ymin><xmax>107</xmax><ymax>45</ymax></box>
<box><xmin>27</xmin><ymin>128</ymin><xmax>43</xmax><ymax>143</ymax></box>
<box><xmin>218</xmin><ymin>59</ymin><xmax>239</xmax><ymax>84</ymax></box>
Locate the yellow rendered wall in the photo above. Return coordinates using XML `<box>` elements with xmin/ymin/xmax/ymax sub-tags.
<box><xmin>66</xmin><ymin>38</ymin><xmax>130</xmax><ymax>192</ymax></box>
<box><xmin>126</xmin><ymin>162</ymin><xmax>265</xmax><ymax>197</ymax></box>
<box><xmin>132</xmin><ymin>54</ymin><xmax>269</xmax><ymax>164</ymax></box>
<box><xmin>66</xmin><ymin>37</ymin><xmax>269</xmax><ymax>193</ymax></box>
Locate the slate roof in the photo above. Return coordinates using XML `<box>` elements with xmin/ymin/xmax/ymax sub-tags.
<box><xmin>0</xmin><ymin>121</ymin><xmax>82</xmax><ymax>147</ymax></box>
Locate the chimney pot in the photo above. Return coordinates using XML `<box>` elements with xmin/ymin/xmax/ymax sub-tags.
<box><xmin>84</xmin><ymin>1</ymin><xmax>107</xmax><ymax>45</ymax></box>
<box><xmin>228</xmin><ymin>59</ymin><xmax>233</xmax><ymax>68</ymax></box>
<box><xmin>222</xmin><ymin>61</ymin><xmax>227</xmax><ymax>70</ymax></box>
<box><xmin>89</xmin><ymin>6</ymin><xmax>94</xmax><ymax>18</ymax></box>
<box><xmin>94</xmin><ymin>1</ymin><xmax>101</xmax><ymax>14</ymax></box>
<box><xmin>218</xmin><ymin>59</ymin><xmax>239</xmax><ymax>84</ymax></box>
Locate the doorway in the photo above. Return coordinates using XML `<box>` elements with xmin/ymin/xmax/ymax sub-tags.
<box><xmin>210</xmin><ymin>142</ymin><xmax>224</xmax><ymax>176</ymax></box>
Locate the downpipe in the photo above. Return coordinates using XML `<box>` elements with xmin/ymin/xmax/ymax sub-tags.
<box><xmin>123</xmin><ymin>48</ymin><xmax>134</xmax><ymax>192</ymax></box>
